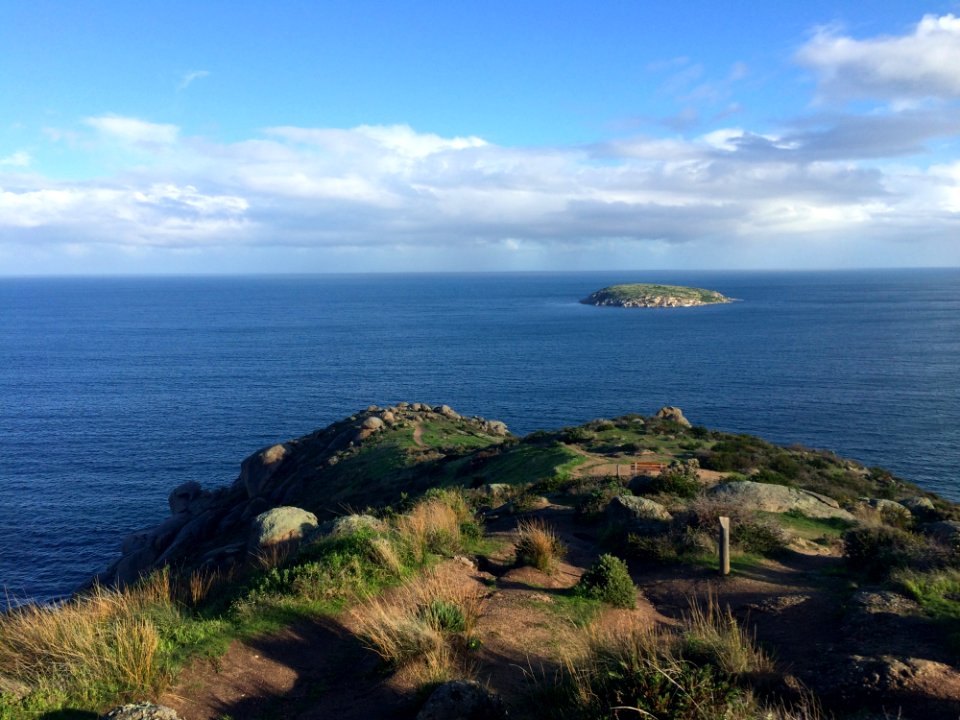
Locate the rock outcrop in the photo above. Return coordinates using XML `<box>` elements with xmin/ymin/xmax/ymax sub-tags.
<box><xmin>605</xmin><ymin>495</ymin><xmax>672</xmax><ymax>532</ymax></box>
<box><xmin>655</xmin><ymin>406</ymin><xmax>691</xmax><ymax>428</ymax></box>
<box><xmin>97</xmin><ymin>403</ymin><xmax>511</xmax><ymax>588</ymax></box>
<box><xmin>416</xmin><ymin>680</ymin><xmax>507</xmax><ymax>720</ymax></box>
<box><xmin>707</xmin><ymin>480</ymin><xmax>854</xmax><ymax>520</ymax></box>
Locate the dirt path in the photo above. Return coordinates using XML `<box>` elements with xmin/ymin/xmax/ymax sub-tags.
<box><xmin>162</xmin><ymin>505</ymin><xmax>960</xmax><ymax>720</ymax></box>
<box><xmin>412</xmin><ymin>422</ymin><xmax>425</xmax><ymax>448</ymax></box>
<box><xmin>163</xmin><ymin>506</ymin><xmax>663</xmax><ymax>720</ymax></box>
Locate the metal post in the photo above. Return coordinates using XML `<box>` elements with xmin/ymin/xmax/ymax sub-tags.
<box><xmin>719</xmin><ymin>516</ymin><xmax>730</xmax><ymax>576</ymax></box>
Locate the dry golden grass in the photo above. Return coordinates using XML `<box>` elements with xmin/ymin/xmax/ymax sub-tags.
<box><xmin>682</xmin><ymin>593</ymin><xmax>774</xmax><ymax>676</ymax></box>
<box><xmin>0</xmin><ymin>581</ymin><xmax>174</xmax><ymax>700</ymax></box>
<box><xmin>536</xmin><ymin>603</ymin><xmax>805</xmax><ymax>719</ymax></box>
<box><xmin>514</xmin><ymin>519</ymin><xmax>566</xmax><ymax>574</ymax></box>
<box><xmin>394</xmin><ymin>496</ymin><xmax>463</xmax><ymax>564</ymax></box>
<box><xmin>350</xmin><ymin>566</ymin><xmax>484</xmax><ymax>682</ymax></box>
<box><xmin>367</xmin><ymin>536</ymin><xmax>404</xmax><ymax>576</ymax></box>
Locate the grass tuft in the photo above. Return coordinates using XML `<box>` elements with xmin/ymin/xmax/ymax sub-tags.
<box><xmin>350</xmin><ymin>567</ymin><xmax>483</xmax><ymax>685</ymax></box>
<box><xmin>515</xmin><ymin>519</ymin><xmax>566</xmax><ymax>574</ymax></box>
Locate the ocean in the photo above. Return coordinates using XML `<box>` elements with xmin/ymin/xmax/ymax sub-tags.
<box><xmin>1</xmin><ymin>269</ymin><xmax>958</xmax><ymax>603</ymax></box>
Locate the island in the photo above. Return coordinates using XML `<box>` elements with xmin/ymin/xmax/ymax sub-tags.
<box><xmin>581</xmin><ymin>282</ymin><xmax>732</xmax><ymax>308</ymax></box>
<box><xmin>6</xmin><ymin>403</ymin><xmax>960</xmax><ymax>720</ymax></box>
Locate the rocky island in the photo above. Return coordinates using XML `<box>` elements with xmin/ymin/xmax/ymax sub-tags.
<box><xmin>582</xmin><ymin>282</ymin><xmax>733</xmax><ymax>308</ymax></box>
<box><xmin>4</xmin><ymin>403</ymin><xmax>960</xmax><ymax>720</ymax></box>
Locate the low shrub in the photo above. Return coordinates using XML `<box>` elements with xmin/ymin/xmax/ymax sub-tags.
<box><xmin>574</xmin><ymin>554</ymin><xmax>636</xmax><ymax>609</ymax></box>
<box><xmin>574</xmin><ymin>481</ymin><xmax>626</xmax><ymax>522</ymax></box>
<box><xmin>626</xmin><ymin>528</ymin><xmax>713</xmax><ymax>566</ymax></box>
<box><xmin>843</xmin><ymin>526</ymin><xmax>945</xmax><ymax>580</ymax></box>
<box><xmin>731</xmin><ymin>520</ymin><xmax>787</xmax><ymax>556</ymax></box>
<box><xmin>515</xmin><ymin>519</ymin><xmax>566</xmax><ymax>574</ymax></box>
<box><xmin>648</xmin><ymin>459</ymin><xmax>701</xmax><ymax>499</ymax></box>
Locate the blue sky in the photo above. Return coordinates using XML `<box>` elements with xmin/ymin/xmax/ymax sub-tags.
<box><xmin>2</xmin><ymin>1</ymin><xmax>960</xmax><ymax>274</ymax></box>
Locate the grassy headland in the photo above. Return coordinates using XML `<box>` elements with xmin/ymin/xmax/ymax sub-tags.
<box><xmin>2</xmin><ymin>403</ymin><xmax>959</xmax><ymax>719</ymax></box>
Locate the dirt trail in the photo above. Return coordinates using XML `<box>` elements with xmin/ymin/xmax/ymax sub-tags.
<box><xmin>163</xmin><ymin>504</ymin><xmax>960</xmax><ymax>720</ymax></box>
<box><xmin>412</xmin><ymin>422</ymin><xmax>425</xmax><ymax>448</ymax></box>
<box><xmin>163</xmin><ymin>505</ymin><xmax>662</xmax><ymax>720</ymax></box>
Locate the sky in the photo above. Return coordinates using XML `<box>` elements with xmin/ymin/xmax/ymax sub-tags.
<box><xmin>2</xmin><ymin>1</ymin><xmax>960</xmax><ymax>275</ymax></box>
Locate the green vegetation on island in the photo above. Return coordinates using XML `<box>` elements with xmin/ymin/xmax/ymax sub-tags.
<box><xmin>581</xmin><ymin>282</ymin><xmax>733</xmax><ymax>308</ymax></box>
<box><xmin>3</xmin><ymin>402</ymin><xmax>960</xmax><ymax>720</ymax></box>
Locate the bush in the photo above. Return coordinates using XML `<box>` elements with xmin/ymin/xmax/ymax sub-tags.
<box><xmin>626</xmin><ymin>528</ymin><xmax>712</xmax><ymax>566</ymax></box>
<box><xmin>731</xmin><ymin>520</ymin><xmax>787</xmax><ymax>556</ymax></box>
<box><xmin>649</xmin><ymin>459</ymin><xmax>701</xmax><ymax>499</ymax></box>
<box><xmin>574</xmin><ymin>481</ymin><xmax>627</xmax><ymax>522</ymax></box>
<box><xmin>515</xmin><ymin>519</ymin><xmax>566</xmax><ymax>574</ymax></box>
<box><xmin>843</xmin><ymin>526</ymin><xmax>939</xmax><ymax>580</ymax></box>
<box><xmin>575</xmin><ymin>554</ymin><xmax>636</xmax><ymax>608</ymax></box>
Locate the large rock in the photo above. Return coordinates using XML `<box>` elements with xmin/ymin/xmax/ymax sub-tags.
<box><xmin>327</xmin><ymin>513</ymin><xmax>386</xmax><ymax>538</ymax></box>
<box><xmin>857</xmin><ymin>498</ymin><xmax>911</xmax><ymax>522</ymax></box>
<box><xmin>923</xmin><ymin>521</ymin><xmax>960</xmax><ymax>546</ymax></box>
<box><xmin>102</xmin><ymin>703</ymin><xmax>183</xmax><ymax>720</ymax></box>
<box><xmin>416</xmin><ymin>680</ymin><xmax>506</xmax><ymax>720</ymax></box>
<box><xmin>251</xmin><ymin>506</ymin><xmax>319</xmax><ymax>549</ymax></box>
<box><xmin>436</xmin><ymin>404</ymin><xmax>461</xmax><ymax>419</ymax></box>
<box><xmin>485</xmin><ymin>420</ymin><xmax>509</xmax><ymax>436</ymax></box>
<box><xmin>605</xmin><ymin>495</ymin><xmax>672</xmax><ymax>532</ymax></box>
<box><xmin>707</xmin><ymin>481</ymin><xmax>854</xmax><ymax>520</ymax></box>
<box><xmin>240</xmin><ymin>443</ymin><xmax>291</xmax><ymax>498</ymax></box>
<box><xmin>362</xmin><ymin>416</ymin><xmax>384</xmax><ymax>431</ymax></box>
<box><xmin>168</xmin><ymin>481</ymin><xmax>208</xmax><ymax>515</ymax></box>
<box><xmin>900</xmin><ymin>496</ymin><xmax>936</xmax><ymax>517</ymax></box>
<box><xmin>655</xmin><ymin>406</ymin><xmax>691</xmax><ymax>428</ymax></box>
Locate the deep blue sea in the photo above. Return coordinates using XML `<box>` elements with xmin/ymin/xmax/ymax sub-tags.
<box><xmin>2</xmin><ymin>270</ymin><xmax>959</xmax><ymax>603</ymax></box>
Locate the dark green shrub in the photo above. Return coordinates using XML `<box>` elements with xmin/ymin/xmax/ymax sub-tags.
<box><xmin>843</xmin><ymin>526</ymin><xmax>934</xmax><ymax>580</ymax></box>
<box><xmin>690</xmin><ymin>425</ymin><xmax>710</xmax><ymax>439</ymax></box>
<box><xmin>575</xmin><ymin>554</ymin><xmax>636</xmax><ymax>608</ymax></box>
<box><xmin>769</xmin><ymin>453</ymin><xmax>802</xmax><ymax>479</ymax></box>
<box><xmin>575</xmin><ymin>481</ymin><xmax>627</xmax><ymax>521</ymax></box>
<box><xmin>731</xmin><ymin>520</ymin><xmax>786</xmax><ymax>556</ymax></box>
<box><xmin>561</xmin><ymin>426</ymin><xmax>591</xmax><ymax>444</ymax></box>
<box><xmin>751</xmin><ymin>468</ymin><xmax>790</xmax><ymax>486</ymax></box>
<box><xmin>649</xmin><ymin>459</ymin><xmax>701</xmax><ymax>499</ymax></box>
<box><xmin>626</xmin><ymin>528</ymin><xmax>711</xmax><ymax>566</ymax></box>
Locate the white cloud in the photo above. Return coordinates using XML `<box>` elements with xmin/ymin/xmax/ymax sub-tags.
<box><xmin>178</xmin><ymin>70</ymin><xmax>210</xmax><ymax>91</ymax></box>
<box><xmin>1</xmin><ymin>112</ymin><xmax>959</xmax><ymax>267</ymax></box>
<box><xmin>797</xmin><ymin>14</ymin><xmax>960</xmax><ymax>102</ymax></box>
<box><xmin>84</xmin><ymin>115</ymin><xmax>180</xmax><ymax>145</ymax></box>
<box><xmin>0</xmin><ymin>151</ymin><xmax>31</xmax><ymax>167</ymax></box>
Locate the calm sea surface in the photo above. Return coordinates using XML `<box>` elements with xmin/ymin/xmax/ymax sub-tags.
<box><xmin>1</xmin><ymin>270</ymin><xmax>959</xmax><ymax>602</ymax></box>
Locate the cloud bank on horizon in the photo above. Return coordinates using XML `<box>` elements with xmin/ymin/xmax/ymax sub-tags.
<box><xmin>2</xmin><ymin>9</ymin><xmax>959</xmax><ymax>273</ymax></box>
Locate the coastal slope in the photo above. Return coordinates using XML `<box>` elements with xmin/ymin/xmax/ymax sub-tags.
<box><xmin>5</xmin><ymin>404</ymin><xmax>960</xmax><ymax>720</ymax></box>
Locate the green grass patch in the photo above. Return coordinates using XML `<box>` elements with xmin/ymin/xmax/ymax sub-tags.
<box><xmin>476</xmin><ymin>442</ymin><xmax>585</xmax><ymax>488</ymax></box>
<box><xmin>529</xmin><ymin>593</ymin><xmax>602</xmax><ymax>628</ymax></box>
<box><xmin>418</xmin><ymin>420</ymin><xmax>501</xmax><ymax>451</ymax></box>
<box><xmin>894</xmin><ymin>568</ymin><xmax>960</xmax><ymax>649</ymax></box>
